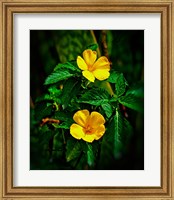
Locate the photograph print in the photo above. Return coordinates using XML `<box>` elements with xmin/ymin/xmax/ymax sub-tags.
<box><xmin>30</xmin><ymin>30</ymin><xmax>144</xmax><ymax>170</ymax></box>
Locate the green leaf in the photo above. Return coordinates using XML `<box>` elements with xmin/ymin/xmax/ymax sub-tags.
<box><xmin>126</xmin><ymin>82</ymin><xmax>144</xmax><ymax>98</ymax></box>
<box><xmin>38</xmin><ymin>124</ymin><xmax>50</xmax><ymax>133</ymax></box>
<box><xmin>35</xmin><ymin>94</ymin><xmax>52</xmax><ymax>103</ymax></box>
<box><xmin>37</xmin><ymin>126</ymin><xmax>56</xmax><ymax>147</ymax></box>
<box><xmin>113</xmin><ymin>109</ymin><xmax>123</xmax><ymax>157</ymax></box>
<box><xmin>53</xmin><ymin>111</ymin><xmax>74</xmax><ymax>129</ymax></box>
<box><xmin>54</xmin><ymin>111</ymin><xmax>73</xmax><ymax>121</ymax></box>
<box><xmin>86</xmin><ymin>143</ymin><xmax>95</xmax><ymax>167</ymax></box>
<box><xmin>99</xmin><ymin>136</ymin><xmax>114</xmax><ymax>169</ymax></box>
<box><xmin>115</xmin><ymin>73</ymin><xmax>126</xmax><ymax>97</ymax></box>
<box><xmin>119</xmin><ymin>93</ymin><xmax>144</xmax><ymax>113</ymax></box>
<box><xmin>61</xmin><ymin>78</ymin><xmax>81</xmax><ymax>108</ymax></box>
<box><xmin>81</xmin><ymin>141</ymin><xmax>99</xmax><ymax>168</ymax></box>
<box><xmin>86</xmin><ymin>43</ymin><xmax>98</xmax><ymax>51</ymax></box>
<box><xmin>101</xmin><ymin>103</ymin><xmax>113</xmax><ymax>118</ymax></box>
<box><xmin>93</xmin><ymin>80</ymin><xmax>114</xmax><ymax>96</ymax></box>
<box><xmin>44</xmin><ymin>69</ymin><xmax>74</xmax><ymax>85</ymax></box>
<box><xmin>48</xmin><ymin>86</ymin><xmax>62</xmax><ymax>104</ymax></box>
<box><xmin>78</xmin><ymin>88</ymin><xmax>110</xmax><ymax>106</ymax></box>
<box><xmin>66</xmin><ymin>139</ymin><xmax>82</xmax><ymax>162</ymax></box>
<box><xmin>48</xmin><ymin>86</ymin><xmax>62</xmax><ymax>96</ymax></box>
<box><xmin>107</xmin><ymin>71</ymin><xmax>119</xmax><ymax>83</ymax></box>
<box><xmin>54</xmin><ymin>62</ymin><xmax>81</xmax><ymax>73</ymax></box>
<box><xmin>75</xmin><ymin>154</ymin><xmax>86</xmax><ymax>170</ymax></box>
<box><xmin>104</xmin><ymin>109</ymin><xmax>133</xmax><ymax>159</ymax></box>
<box><xmin>52</xmin><ymin>131</ymin><xmax>64</xmax><ymax>159</ymax></box>
<box><xmin>108</xmin><ymin>71</ymin><xmax>126</xmax><ymax>97</ymax></box>
<box><xmin>35</xmin><ymin>87</ymin><xmax>62</xmax><ymax>104</ymax></box>
<box><xmin>35</xmin><ymin>102</ymin><xmax>53</xmax><ymax>120</ymax></box>
<box><xmin>52</xmin><ymin>121</ymin><xmax>73</xmax><ymax>129</ymax></box>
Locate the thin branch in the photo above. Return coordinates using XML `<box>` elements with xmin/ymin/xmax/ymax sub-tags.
<box><xmin>30</xmin><ymin>96</ymin><xmax>35</xmax><ymax>109</ymax></box>
<box><xmin>40</xmin><ymin>118</ymin><xmax>60</xmax><ymax>127</ymax></box>
<box><xmin>101</xmin><ymin>30</ymin><xmax>109</xmax><ymax>59</ymax></box>
<box><xmin>90</xmin><ymin>30</ymin><xmax>101</xmax><ymax>57</ymax></box>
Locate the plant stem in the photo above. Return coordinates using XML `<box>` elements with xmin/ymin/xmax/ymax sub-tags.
<box><xmin>90</xmin><ymin>30</ymin><xmax>114</xmax><ymax>96</ymax></box>
<box><xmin>101</xmin><ymin>30</ymin><xmax>109</xmax><ymax>59</ymax></box>
<box><xmin>90</xmin><ymin>30</ymin><xmax>101</xmax><ymax>57</ymax></box>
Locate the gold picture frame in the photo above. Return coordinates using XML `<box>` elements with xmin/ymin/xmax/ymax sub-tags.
<box><xmin>0</xmin><ymin>0</ymin><xmax>174</xmax><ymax>199</ymax></box>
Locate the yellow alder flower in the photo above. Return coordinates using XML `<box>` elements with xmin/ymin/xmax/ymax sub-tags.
<box><xmin>77</xmin><ymin>49</ymin><xmax>110</xmax><ymax>82</ymax></box>
<box><xmin>70</xmin><ymin>109</ymin><xmax>106</xmax><ymax>143</ymax></box>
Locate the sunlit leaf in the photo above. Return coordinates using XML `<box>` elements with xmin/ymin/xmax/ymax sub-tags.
<box><xmin>78</xmin><ymin>88</ymin><xmax>110</xmax><ymax>106</ymax></box>
<box><xmin>54</xmin><ymin>62</ymin><xmax>81</xmax><ymax>73</ymax></box>
<box><xmin>108</xmin><ymin>71</ymin><xmax>126</xmax><ymax>97</ymax></box>
<box><xmin>44</xmin><ymin>69</ymin><xmax>74</xmax><ymax>85</ymax></box>
<box><xmin>101</xmin><ymin>103</ymin><xmax>113</xmax><ymax>118</ymax></box>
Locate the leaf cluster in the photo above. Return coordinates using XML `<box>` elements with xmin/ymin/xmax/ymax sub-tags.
<box><xmin>31</xmin><ymin>43</ymin><xmax>144</xmax><ymax>170</ymax></box>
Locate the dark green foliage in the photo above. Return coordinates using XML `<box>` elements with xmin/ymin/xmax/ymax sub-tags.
<box><xmin>35</xmin><ymin>86</ymin><xmax>62</xmax><ymax>106</ymax></box>
<box><xmin>86</xmin><ymin>143</ymin><xmax>95</xmax><ymax>167</ymax></box>
<box><xmin>99</xmin><ymin>109</ymin><xmax>133</xmax><ymax>168</ymax></box>
<box><xmin>126</xmin><ymin>82</ymin><xmax>144</xmax><ymax>98</ymax></box>
<box><xmin>108</xmin><ymin>71</ymin><xmax>121</xmax><ymax>83</ymax></box>
<box><xmin>119</xmin><ymin>93</ymin><xmax>144</xmax><ymax>113</ymax></box>
<box><xmin>115</xmin><ymin>73</ymin><xmax>127</xmax><ymax>97</ymax></box>
<box><xmin>108</xmin><ymin>71</ymin><xmax>127</xmax><ymax>97</ymax></box>
<box><xmin>48</xmin><ymin>86</ymin><xmax>62</xmax><ymax>96</ymax></box>
<box><xmin>53</xmin><ymin>30</ymin><xmax>94</xmax><ymax>63</ymax></box>
<box><xmin>66</xmin><ymin>139</ymin><xmax>82</xmax><ymax>162</ymax></box>
<box><xmin>44</xmin><ymin>69</ymin><xmax>74</xmax><ymax>85</ymax></box>
<box><xmin>30</xmin><ymin>30</ymin><xmax>144</xmax><ymax>170</ymax></box>
<box><xmin>111</xmin><ymin>109</ymin><xmax>133</xmax><ymax>158</ymax></box>
<box><xmin>86</xmin><ymin>43</ymin><xmax>98</xmax><ymax>51</ymax></box>
<box><xmin>53</xmin><ymin>111</ymin><xmax>74</xmax><ymax>129</ymax></box>
<box><xmin>54</xmin><ymin>62</ymin><xmax>81</xmax><ymax>73</ymax></box>
<box><xmin>60</xmin><ymin>78</ymin><xmax>81</xmax><ymax>108</ymax></box>
<box><xmin>52</xmin><ymin>121</ymin><xmax>72</xmax><ymax>130</ymax></box>
<box><xmin>101</xmin><ymin>103</ymin><xmax>113</xmax><ymax>118</ymax></box>
<box><xmin>35</xmin><ymin>102</ymin><xmax>53</xmax><ymax>121</ymax></box>
<box><xmin>78</xmin><ymin>87</ymin><xmax>110</xmax><ymax>106</ymax></box>
<box><xmin>113</xmin><ymin>109</ymin><xmax>124</xmax><ymax>157</ymax></box>
<box><xmin>54</xmin><ymin>111</ymin><xmax>73</xmax><ymax>121</ymax></box>
<box><xmin>35</xmin><ymin>94</ymin><xmax>52</xmax><ymax>103</ymax></box>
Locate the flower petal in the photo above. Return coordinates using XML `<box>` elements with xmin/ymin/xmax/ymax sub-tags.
<box><xmin>93</xmin><ymin>69</ymin><xmax>110</xmax><ymax>81</ymax></box>
<box><xmin>83</xmin><ymin>49</ymin><xmax>97</xmax><ymax>67</ymax></box>
<box><xmin>73</xmin><ymin>109</ymin><xmax>90</xmax><ymax>127</ymax></box>
<box><xmin>70</xmin><ymin>123</ymin><xmax>85</xmax><ymax>140</ymax></box>
<box><xmin>93</xmin><ymin>124</ymin><xmax>106</xmax><ymax>140</ymax></box>
<box><xmin>82</xmin><ymin>70</ymin><xmax>95</xmax><ymax>82</ymax></box>
<box><xmin>92</xmin><ymin>56</ymin><xmax>110</xmax><ymax>70</ymax></box>
<box><xmin>77</xmin><ymin>56</ymin><xmax>88</xmax><ymax>70</ymax></box>
<box><xmin>88</xmin><ymin>111</ymin><xmax>105</xmax><ymax>129</ymax></box>
<box><xmin>82</xmin><ymin>134</ymin><xmax>95</xmax><ymax>143</ymax></box>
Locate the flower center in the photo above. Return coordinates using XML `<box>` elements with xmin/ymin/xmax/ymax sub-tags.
<box><xmin>88</xmin><ymin>65</ymin><xmax>94</xmax><ymax>72</ymax></box>
<box><xmin>84</xmin><ymin>124</ymin><xmax>94</xmax><ymax>134</ymax></box>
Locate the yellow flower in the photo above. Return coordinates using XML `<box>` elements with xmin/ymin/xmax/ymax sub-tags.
<box><xmin>70</xmin><ymin>109</ymin><xmax>106</xmax><ymax>143</ymax></box>
<box><xmin>77</xmin><ymin>49</ymin><xmax>110</xmax><ymax>82</ymax></box>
